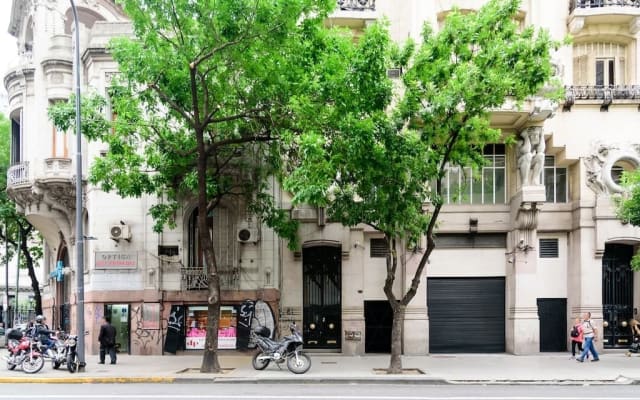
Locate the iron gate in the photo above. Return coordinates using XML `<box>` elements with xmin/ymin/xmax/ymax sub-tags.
<box><xmin>302</xmin><ymin>245</ymin><xmax>341</xmax><ymax>350</ymax></box>
<box><xmin>602</xmin><ymin>244</ymin><xmax>634</xmax><ymax>348</ymax></box>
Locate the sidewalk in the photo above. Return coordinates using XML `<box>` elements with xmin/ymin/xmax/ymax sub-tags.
<box><xmin>1</xmin><ymin>349</ymin><xmax>639</xmax><ymax>384</ymax></box>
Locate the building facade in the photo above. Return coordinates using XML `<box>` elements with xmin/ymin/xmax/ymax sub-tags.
<box><xmin>4</xmin><ymin>0</ymin><xmax>640</xmax><ymax>356</ymax></box>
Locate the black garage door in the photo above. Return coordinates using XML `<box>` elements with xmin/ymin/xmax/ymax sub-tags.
<box><xmin>428</xmin><ymin>277</ymin><xmax>505</xmax><ymax>353</ymax></box>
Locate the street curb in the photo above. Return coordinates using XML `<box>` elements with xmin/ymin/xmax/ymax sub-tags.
<box><xmin>0</xmin><ymin>376</ymin><xmax>176</xmax><ymax>384</ymax></box>
<box><xmin>1</xmin><ymin>376</ymin><xmax>638</xmax><ymax>385</ymax></box>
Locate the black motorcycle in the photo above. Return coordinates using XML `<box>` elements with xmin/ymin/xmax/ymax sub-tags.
<box><xmin>39</xmin><ymin>331</ymin><xmax>79</xmax><ymax>373</ymax></box>
<box><xmin>251</xmin><ymin>322</ymin><xmax>311</xmax><ymax>374</ymax></box>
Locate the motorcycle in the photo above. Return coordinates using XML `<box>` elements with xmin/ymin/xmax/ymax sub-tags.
<box><xmin>5</xmin><ymin>329</ymin><xmax>45</xmax><ymax>374</ymax></box>
<box><xmin>36</xmin><ymin>330</ymin><xmax>79</xmax><ymax>373</ymax></box>
<box><xmin>251</xmin><ymin>322</ymin><xmax>311</xmax><ymax>374</ymax></box>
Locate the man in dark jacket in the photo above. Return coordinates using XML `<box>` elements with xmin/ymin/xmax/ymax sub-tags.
<box><xmin>31</xmin><ymin>315</ymin><xmax>55</xmax><ymax>357</ymax></box>
<box><xmin>98</xmin><ymin>316</ymin><xmax>117</xmax><ymax>364</ymax></box>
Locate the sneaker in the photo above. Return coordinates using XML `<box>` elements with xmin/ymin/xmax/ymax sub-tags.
<box><xmin>98</xmin><ymin>361</ymin><xmax>105</xmax><ymax>364</ymax></box>
<box><xmin>576</xmin><ymin>358</ymin><xmax>584</xmax><ymax>363</ymax></box>
<box><xmin>591</xmin><ymin>359</ymin><xmax>599</xmax><ymax>362</ymax></box>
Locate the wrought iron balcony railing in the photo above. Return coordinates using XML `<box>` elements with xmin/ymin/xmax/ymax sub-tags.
<box><xmin>180</xmin><ymin>266</ymin><xmax>240</xmax><ymax>291</ymax></box>
<box><xmin>337</xmin><ymin>0</ymin><xmax>375</xmax><ymax>11</ymax></box>
<box><xmin>570</xmin><ymin>0</ymin><xmax>640</xmax><ymax>12</ymax></box>
<box><xmin>563</xmin><ymin>85</ymin><xmax>640</xmax><ymax>111</ymax></box>
<box><xmin>7</xmin><ymin>162</ymin><xmax>30</xmax><ymax>186</ymax></box>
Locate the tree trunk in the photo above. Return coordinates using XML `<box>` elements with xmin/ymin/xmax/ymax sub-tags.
<box><xmin>21</xmin><ymin>229</ymin><xmax>42</xmax><ymax>315</ymax></box>
<box><xmin>387</xmin><ymin>304</ymin><xmax>405</xmax><ymax>374</ymax></box>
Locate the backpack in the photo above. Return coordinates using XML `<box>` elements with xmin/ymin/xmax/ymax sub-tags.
<box><xmin>570</xmin><ymin>325</ymin><xmax>579</xmax><ymax>338</ymax></box>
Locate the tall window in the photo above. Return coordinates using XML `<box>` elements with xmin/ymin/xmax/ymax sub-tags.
<box><xmin>187</xmin><ymin>207</ymin><xmax>234</xmax><ymax>270</ymax></box>
<box><xmin>10</xmin><ymin>111</ymin><xmax>22</xmax><ymax>165</ymax></box>
<box><xmin>573</xmin><ymin>42</ymin><xmax>626</xmax><ymax>86</ymax></box>
<box><xmin>543</xmin><ymin>156</ymin><xmax>567</xmax><ymax>203</ymax></box>
<box><xmin>442</xmin><ymin>144</ymin><xmax>506</xmax><ymax>204</ymax></box>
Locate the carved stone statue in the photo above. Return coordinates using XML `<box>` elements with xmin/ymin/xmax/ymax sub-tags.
<box><xmin>517</xmin><ymin>126</ymin><xmax>545</xmax><ymax>186</ymax></box>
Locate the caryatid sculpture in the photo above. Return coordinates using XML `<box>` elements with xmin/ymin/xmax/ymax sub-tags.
<box><xmin>517</xmin><ymin>126</ymin><xmax>545</xmax><ymax>186</ymax></box>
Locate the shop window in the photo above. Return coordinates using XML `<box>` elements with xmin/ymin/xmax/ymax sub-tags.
<box><xmin>185</xmin><ymin>305</ymin><xmax>237</xmax><ymax>350</ymax></box>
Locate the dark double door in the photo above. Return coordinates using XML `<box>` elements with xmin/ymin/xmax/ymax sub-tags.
<box><xmin>303</xmin><ymin>246</ymin><xmax>341</xmax><ymax>350</ymax></box>
<box><xmin>602</xmin><ymin>244</ymin><xmax>635</xmax><ymax>348</ymax></box>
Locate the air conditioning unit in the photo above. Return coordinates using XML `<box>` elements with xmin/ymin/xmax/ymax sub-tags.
<box><xmin>237</xmin><ymin>227</ymin><xmax>259</xmax><ymax>243</ymax></box>
<box><xmin>110</xmin><ymin>224</ymin><xmax>131</xmax><ymax>241</ymax></box>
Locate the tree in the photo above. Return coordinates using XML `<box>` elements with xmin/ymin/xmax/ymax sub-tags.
<box><xmin>0</xmin><ymin>113</ymin><xmax>44</xmax><ymax>317</ymax></box>
<box><xmin>283</xmin><ymin>0</ymin><xmax>559</xmax><ymax>373</ymax></box>
<box><xmin>616</xmin><ymin>170</ymin><xmax>640</xmax><ymax>271</ymax></box>
<box><xmin>49</xmin><ymin>0</ymin><xmax>347</xmax><ymax>372</ymax></box>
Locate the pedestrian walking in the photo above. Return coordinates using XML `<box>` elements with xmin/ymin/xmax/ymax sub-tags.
<box><xmin>569</xmin><ymin>317</ymin><xmax>583</xmax><ymax>359</ymax></box>
<box><xmin>576</xmin><ymin>312</ymin><xmax>599</xmax><ymax>363</ymax></box>
<box><xmin>98</xmin><ymin>316</ymin><xmax>117</xmax><ymax>365</ymax></box>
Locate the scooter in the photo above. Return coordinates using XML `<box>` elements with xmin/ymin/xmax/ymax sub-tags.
<box><xmin>251</xmin><ymin>322</ymin><xmax>311</xmax><ymax>374</ymax></box>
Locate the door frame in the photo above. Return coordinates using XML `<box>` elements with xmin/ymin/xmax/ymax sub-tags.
<box><xmin>105</xmin><ymin>304</ymin><xmax>131</xmax><ymax>354</ymax></box>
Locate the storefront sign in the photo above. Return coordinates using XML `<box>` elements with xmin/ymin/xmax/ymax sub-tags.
<box><xmin>185</xmin><ymin>305</ymin><xmax>237</xmax><ymax>350</ymax></box>
<box><xmin>95</xmin><ymin>252</ymin><xmax>138</xmax><ymax>269</ymax></box>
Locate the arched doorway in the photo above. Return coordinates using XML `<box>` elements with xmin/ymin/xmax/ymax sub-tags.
<box><xmin>54</xmin><ymin>245</ymin><xmax>71</xmax><ymax>332</ymax></box>
<box><xmin>602</xmin><ymin>243</ymin><xmax>635</xmax><ymax>348</ymax></box>
<box><xmin>302</xmin><ymin>244</ymin><xmax>341</xmax><ymax>350</ymax></box>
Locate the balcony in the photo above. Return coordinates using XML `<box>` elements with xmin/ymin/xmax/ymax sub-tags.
<box><xmin>44</xmin><ymin>158</ymin><xmax>73</xmax><ymax>180</ymax></box>
<box><xmin>563</xmin><ymin>85</ymin><xmax>640</xmax><ymax>111</ymax></box>
<box><xmin>337</xmin><ymin>0</ymin><xmax>375</xmax><ymax>11</ymax></box>
<box><xmin>7</xmin><ymin>162</ymin><xmax>30</xmax><ymax>186</ymax></box>
<box><xmin>181</xmin><ymin>266</ymin><xmax>239</xmax><ymax>291</ymax></box>
<box><xmin>327</xmin><ymin>0</ymin><xmax>377</xmax><ymax>30</ymax></box>
<box><xmin>569</xmin><ymin>0</ymin><xmax>640</xmax><ymax>35</ymax></box>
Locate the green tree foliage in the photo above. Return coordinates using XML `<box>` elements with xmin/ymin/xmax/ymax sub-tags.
<box><xmin>49</xmin><ymin>0</ymin><xmax>347</xmax><ymax>372</ymax></box>
<box><xmin>283</xmin><ymin>0</ymin><xmax>559</xmax><ymax>373</ymax></box>
<box><xmin>0</xmin><ymin>113</ymin><xmax>44</xmax><ymax>317</ymax></box>
<box><xmin>616</xmin><ymin>171</ymin><xmax>640</xmax><ymax>271</ymax></box>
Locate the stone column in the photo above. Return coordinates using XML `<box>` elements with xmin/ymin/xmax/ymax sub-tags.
<box><xmin>506</xmin><ymin>125</ymin><xmax>546</xmax><ymax>354</ymax></box>
<box><xmin>342</xmin><ymin>228</ymin><xmax>366</xmax><ymax>355</ymax></box>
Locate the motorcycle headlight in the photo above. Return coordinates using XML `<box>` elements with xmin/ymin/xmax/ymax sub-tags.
<box><xmin>67</xmin><ymin>338</ymin><xmax>76</xmax><ymax>346</ymax></box>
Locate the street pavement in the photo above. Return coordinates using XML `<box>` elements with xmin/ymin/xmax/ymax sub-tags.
<box><xmin>1</xmin><ymin>349</ymin><xmax>639</xmax><ymax>384</ymax></box>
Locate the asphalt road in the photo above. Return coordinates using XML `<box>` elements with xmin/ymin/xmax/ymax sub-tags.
<box><xmin>0</xmin><ymin>384</ymin><xmax>638</xmax><ymax>400</ymax></box>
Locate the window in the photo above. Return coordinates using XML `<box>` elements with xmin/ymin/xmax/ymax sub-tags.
<box><xmin>573</xmin><ymin>43</ymin><xmax>626</xmax><ymax>86</ymax></box>
<box><xmin>442</xmin><ymin>144</ymin><xmax>506</xmax><ymax>204</ymax></box>
<box><xmin>370</xmin><ymin>238</ymin><xmax>389</xmax><ymax>258</ymax></box>
<box><xmin>539</xmin><ymin>238</ymin><xmax>559</xmax><ymax>258</ymax></box>
<box><xmin>187</xmin><ymin>207</ymin><xmax>234</xmax><ymax>270</ymax></box>
<box><xmin>50</xmin><ymin>101</ymin><xmax>68</xmax><ymax>158</ymax></box>
<box><xmin>10</xmin><ymin>112</ymin><xmax>22</xmax><ymax>165</ymax></box>
<box><xmin>543</xmin><ymin>156</ymin><xmax>567</xmax><ymax>203</ymax></box>
<box><xmin>595</xmin><ymin>58</ymin><xmax>615</xmax><ymax>87</ymax></box>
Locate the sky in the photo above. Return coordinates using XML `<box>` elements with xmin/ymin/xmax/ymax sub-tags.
<box><xmin>1</xmin><ymin>0</ymin><xmax>15</xmax><ymax>115</ymax></box>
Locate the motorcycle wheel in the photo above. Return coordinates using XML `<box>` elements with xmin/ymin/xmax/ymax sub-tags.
<box><xmin>287</xmin><ymin>352</ymin><xmax>311</xmax><ymax>374</ymax></box>
<box><xmin>251</xmin><ymin>351</ymin><xmax>270</xmax><ymax>370</ymax></box>
<box><xmin>7</xmin><ymin>360</ymin><xmax>16</xmax><ymax>371</ymax></box>
<box><xmin>67</xmin><ymin>353</ymin><xmax>79</xmax><ymax>373</ymax></box>
<box><xmin>22</xmin><ymin>355</ymin><xmax>45</xmax><ymax>374</ymax></box>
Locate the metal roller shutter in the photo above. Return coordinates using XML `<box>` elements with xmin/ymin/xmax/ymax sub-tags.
<box><xmin>428</xmin><ymin>277</ymin><xmax>505</xmax><ymax>353</ymax></box>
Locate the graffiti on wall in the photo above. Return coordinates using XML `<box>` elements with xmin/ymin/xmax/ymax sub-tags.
<box><xmin>131</xmin><ymin>303</ymin><xmax>163</xmax><ymax>355</ymax></box>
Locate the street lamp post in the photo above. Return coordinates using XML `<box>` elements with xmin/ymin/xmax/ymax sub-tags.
<box><xmin>70</xmin><ymin>0</ymin><xmax>86</xmax><ymax>372</ymax></box>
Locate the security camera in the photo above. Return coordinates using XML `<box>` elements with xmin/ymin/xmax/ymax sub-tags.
<box><xmin>519</xmin><ymin>238</ymin><xmax>525</xmax><ymax>245</ymax></box>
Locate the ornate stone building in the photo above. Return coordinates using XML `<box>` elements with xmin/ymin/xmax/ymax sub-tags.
<box><xmin>4</xmin><ymin>0</ymin><xmax>640</xmax><ymax>356</ymax></box>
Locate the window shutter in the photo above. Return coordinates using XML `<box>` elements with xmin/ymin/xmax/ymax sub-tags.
<box><xmin>573</xmin><ymin>55</ymin><xmax>588</xmax><ymax>85</ymax></box>
<box><xmin>539</xmin><ymin>239</ymin><xmax>559</xmax><ymax>258</ymax></box>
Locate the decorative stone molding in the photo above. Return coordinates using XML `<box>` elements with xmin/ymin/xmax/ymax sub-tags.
<box><xmin>584</xmin><ymin>142</ymin><xmax>640</xmax><ymax>194</ymax></box>
<box><xmin>568</xmin><ymin>16</ymin><xmax>585</xmax><ymax>35</ymax></box>
<box><xmin>515</xmin><ymin>202</ymin><xmax>540</xmax><ymax>231</ymax></box>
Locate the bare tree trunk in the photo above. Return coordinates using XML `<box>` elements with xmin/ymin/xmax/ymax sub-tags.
<box><xmin>388</xmin><ymin>303</ymin><xmax>405</xmax><ymax>374</ymax></box>
<box><xmin>20</xmin><ymin>226</ymin><xmax>42</xmax><ymax>315</ymax></box>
